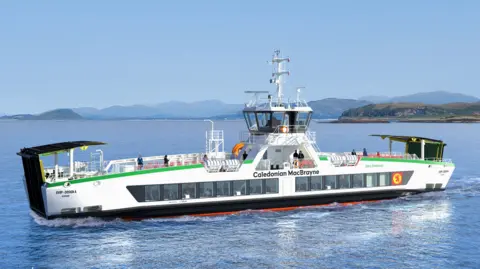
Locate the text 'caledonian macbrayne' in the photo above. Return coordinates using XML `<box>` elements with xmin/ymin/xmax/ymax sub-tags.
<box><xmin>253</xmin><ymin>170</ymin><xmax>320</xmax><ymax>178</ymax></box>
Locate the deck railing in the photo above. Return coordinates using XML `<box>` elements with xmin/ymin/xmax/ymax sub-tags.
<box><xmin>255</xmin><ymin>158</ymin><xmax>316</xmax><ymax>171</ymax></box>
<box><xmin>319</xmin><ymin>151</ymin><xmax>451</xmax><ymax>167</ymax></box>
<box><xmin>43</xmin><ymin>151</ymin><xmax>254</xmax><ymax>183</ymax></box>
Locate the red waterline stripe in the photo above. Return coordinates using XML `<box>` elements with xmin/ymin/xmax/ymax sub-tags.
<box><xmin>121</xmin><ymin>200</ymin><xmax>382</xmax><ymax>221</ymax></box>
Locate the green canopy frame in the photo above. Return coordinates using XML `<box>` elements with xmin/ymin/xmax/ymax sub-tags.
<box><xmin>370</xmin><ymin>134</ymin><xmax>446</xmax><ymax>161</ymax></box>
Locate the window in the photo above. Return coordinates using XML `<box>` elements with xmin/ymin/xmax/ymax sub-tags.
<box><xmin>182</xmin><ymin>183</ymin><xmax>196</xmax><ymax>199</ymax></box>
<box><xmin>272</xmin><ymin>112</ymin><xmax>284</xmax><ymax>129</ymax></box>
<box><xmin>145</xmin><ymin>185</ymin><xmax>160</xmax><ymax>202</ymax></box>
<box><xmin>352</xmin><ymin>174</ymin><xmax>364</xmax><ymax>188</ymax></box>
<box><xmin>244</xmin><ymin>112</ymin><xmax>257</xmax><ymax>130</ymax></box>
<box><xmin>163</xmin><ymin>184</ymin><xmax>179</xmax><ymax>200</ymax></box>
<box><xmin>296</xmin><ymin>112</ymin><xmax>309</xmax><ymax>126</ymax></box>
<box><xmin>324</xmin><ymin>175</ymin><xmax>336</xmax><ymax>189</ymax></box>
<box><xmin>233</xmin><ymin>180</ymin><xmax>246</xmax><ymax>196</ymax></box>
<box><xmin>295</xmin><ymin>112</ymin><xmax>312</xmax><ymax>132</ymax></box>
<box><xmin>199</xmin><ymin>182</ymin><xmax>214</xmax><ymax>198</ymax></box>
<box><xmin>378</xmin><ymin>173</ymin><xmax>390</xmax><ymax>186</ymax></box>
<box><xmin>295</xmin><ymin>177</ymin><xmax>309</xmax><ymax>192</ymax></box>
<box><xmin>311</xmin><ymin>176</ymin><xmax>322</xmax><ymax>190</ymax></box>
<box><xmin>365</xmin><ymin>173</ymin><xmax>377</xmax><ymax>187</ymax></box>
<box><xmin>249</xmin><ymin>179</ymin><xmax>262</xmax><ymax>195</ymax></box>
<box><xmin>337</xmin><ymin>175</ymin><xmax>350</xmax><ymax>189</ymax></box>
<box><xmin>216</xmin><ymin>181</ymin><xmax>231</xmax><ymax>197</ymax></box>
<box><xmin>127</xmin><ymin>171</ymin><xmax>416</xmax><ymax>203</ymax></box>
<box><xmin>265</xmin><ymin>179</ymin><xmax>279</xmax><ymax>194</ymax></box>
<box><xmin>256</xmin><ymin>112</ymin><xmax>271</xmax><ymax>130</ymax></box>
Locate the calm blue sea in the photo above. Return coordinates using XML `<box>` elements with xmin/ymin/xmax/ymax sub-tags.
<box><xmin>1</xmin><ymin>120</ymin><xmax>479</xmax><ymax>269</ymax></box>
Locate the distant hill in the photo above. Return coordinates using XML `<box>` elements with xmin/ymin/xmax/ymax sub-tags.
<box><xmin>6</xmin><ymin>91</ymin><xmax>479</xmax><ymax>120</ymax></box>
<box><xmin>73</xmin><ymin>100</ymin><xmax>244</xmax><ymax>119</ymax></box>
<box><xmin>0</xmin><ymin>109</ymin><xmax>84</xmax><ymax>120</ymax></box>
<box><xmin>308</xmin><ymin>98</ymin><xmax>372</xmax><ymax>118</ymax></box>
<box><xmin>340</xmin><ymin>102</ymin><xmax>480</xmax><ymax>118</ymax></box>
<box><xmin>358</xmin><ymin>95</ymin><xmax>390</xmax><ymax>103</ymax></box>
<box><xmin>72</xmin><ymin>98</ymin><xmax>370</xmax><ymax>120</ymax></box>
<box><xmin>361</xmin><ymin>91</ymin><xmax>479</xmax><ymax>105</ymax></box>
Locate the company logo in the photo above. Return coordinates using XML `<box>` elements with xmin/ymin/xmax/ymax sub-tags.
<box><xmin>392</xmin><ymin>172</ymin><xmax>403</xmax><ymax>185</ymax></box>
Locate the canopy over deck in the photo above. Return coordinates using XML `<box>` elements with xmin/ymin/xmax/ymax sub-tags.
<box><xmin>17</xmin><ymin>141</ymin><xmax>106</xmax><ymax>157</ymax></box>
<box><xmin>370</xmin><ymin>134</ymin><xmax>446</xmax><ymax>160</ymax></box>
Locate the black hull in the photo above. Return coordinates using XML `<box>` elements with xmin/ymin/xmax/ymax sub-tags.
<box><xmin>44</xmin><ymin>188</ymin><xmax>439</xmax><ymax>220</ymax></box>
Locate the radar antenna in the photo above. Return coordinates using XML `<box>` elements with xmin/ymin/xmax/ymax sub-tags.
<box><xmin>267</xmin><ymin>50</ymin><xmax>290</xmax><ymax>105</ymax></box>
<box><xmin>296</xmin><ymin>87</ymin><xmax>305</xmax><ymax>105</ymax></box>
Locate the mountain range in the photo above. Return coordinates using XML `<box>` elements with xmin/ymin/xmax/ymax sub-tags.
<box><xmin>1</xmin><ymin>91</ymin><xmax>479</xmax><ymax>120</ymax></box>
<box><xmin>359</xmin><ymin>91</ymin><xmax>479</xmax><ymax>104</ymax></box>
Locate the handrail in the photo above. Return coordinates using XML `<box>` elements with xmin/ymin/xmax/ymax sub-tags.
<box><xmin>245</xmin><ymin>98</ymin><xmax>310</xmax><ymax>109</ymax></box>
<box><xmin>271</xmin><ymin>124</ymin><xmax>309</xmax><ymax>134</ymax></box>
<box><xmin>320</xmin><ymin>151</ymin><xmax>452</xmax><ymax>165</ymax></box>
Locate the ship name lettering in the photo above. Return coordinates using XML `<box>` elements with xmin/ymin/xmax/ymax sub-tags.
<box><xmin>56</xmin><ymin>190</ymin><xmax>77</xmax><ymax>195</ymax></box>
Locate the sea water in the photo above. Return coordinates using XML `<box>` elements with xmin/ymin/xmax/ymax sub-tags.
<box><xmin>1</xmin><ymin>120</ymin><xmax>479</xmax><ymax>269</ymax></box>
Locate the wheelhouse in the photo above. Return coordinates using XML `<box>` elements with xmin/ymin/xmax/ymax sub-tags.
<box><xmin>243</xmin><ymin>109</ymin><xmax>313</xmax><ymax>135</ymax></box>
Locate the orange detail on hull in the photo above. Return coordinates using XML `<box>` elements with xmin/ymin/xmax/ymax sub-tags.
<box><xmin>392</xmin><ymin>172</ymin><xmax>403</xmax><ymax>185</ymax></box>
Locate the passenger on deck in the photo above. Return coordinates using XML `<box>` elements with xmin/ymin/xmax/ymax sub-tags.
<box><xmin>352</xmin><ymin>149</ymin><xmax>356</xmax><ymax>155</ymax></box>
<box><xmin>298</xmin><ymin>150</ymin><xmax>305</xmax><ymax>168</ymax></box>
<box><xmin>363</xmin><ymin>148</ymin><xmax>368</xmax><ymax>156</ymax></box>
<box><xmin>203</xmin><ymin>154</ymin><xmax>208</xmax><ymax>163</ymax></box>
<box><xmin>376</xmin><ymin>151</ymin><xmax>381</xmax><ymax>157</ymax></box>
<box><xmin>137</xmin><ymin>154</ymin><xmax>144</xmax><ymax>170</ymax></box>
<box><xmin>164</xmin><ymin>155</ymin><xmax>169</xmax><ymax>167</ymax></box>
<box><xmin>293</xmin><ymin>150</ymin><xmax>299</xmax><ymax>159</ymax></box>
<box><xmin>242</xmin><ymin>151</ymin><xmax>248</xmax><ymax>161</ymax></box>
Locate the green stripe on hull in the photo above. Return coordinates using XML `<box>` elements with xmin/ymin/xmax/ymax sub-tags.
<box><xmin>47</xmin><ymin>160</ymin><xmax>254</xmax><ymax>188</ymax></box>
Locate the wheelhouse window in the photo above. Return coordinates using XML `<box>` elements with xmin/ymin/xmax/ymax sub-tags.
<box><xmin>244</xmin><ymin>112</ymin><xmax>258</xmax><ymax>131</ymax></box>
<box><xmin>256</xmin><ymin>112</ymin><xmax>271</xmax><ymax>130</ymax></box>
<box><xmin>295</xmin><ymin>112</ymin><xmax>312</xmax><ymax>131</ymax></box>
<box><xmin>271</xmin><ymin>112</ymin><xmax>284</xmax><ymax>129</ymax></box>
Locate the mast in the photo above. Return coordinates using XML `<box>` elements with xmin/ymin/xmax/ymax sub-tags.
<box><xmin>269</xmin><ymin>50</ymin><xmax>290</xmax><ymax>105</ymax></box>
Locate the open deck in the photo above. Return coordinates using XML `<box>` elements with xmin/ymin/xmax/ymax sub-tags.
<box><xmin>41</xmin><ymin>151</ymin><xmax>253</xmax><ymax>183</ymax></box>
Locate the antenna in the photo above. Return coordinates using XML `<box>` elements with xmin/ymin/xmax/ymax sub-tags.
<box><xmin>296</xmin><ymin>87</ymin><xmax>305</xmax><ymax>104</ymax></box>
<box><xmin>268</xmin><ymin>50</ymin><xmax>290</xmax><ymax>105</ymax></box>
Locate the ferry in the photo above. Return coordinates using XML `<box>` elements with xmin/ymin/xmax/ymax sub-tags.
<box><xmin>18</xmin><ymin>50</ymin><xmax>455</xmax><ymax>220</ymax></box>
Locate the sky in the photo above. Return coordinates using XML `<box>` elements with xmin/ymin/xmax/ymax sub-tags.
<box><xmin>1</xmin><ymin>0</ymin><xmax>479</xmax><ymax>114</ymax></box>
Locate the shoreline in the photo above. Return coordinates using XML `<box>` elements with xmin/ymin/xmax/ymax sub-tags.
<box><xmin>318</xmin><ymin>117</ymin><xmax>480</xmax><ymax>123</ymax></box>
